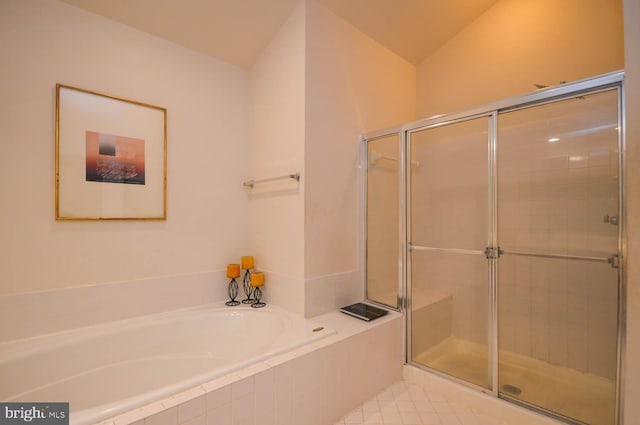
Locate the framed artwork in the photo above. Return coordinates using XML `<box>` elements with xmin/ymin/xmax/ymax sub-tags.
<box><xmin>55</xmin><ymin>84</ymin><xmax>167</xmax><ymax>220</ymax></box>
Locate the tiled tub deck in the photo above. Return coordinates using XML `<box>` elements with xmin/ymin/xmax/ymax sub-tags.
<box><xmin>96</xmin><ymin>310</ymin><xmax>403</xmax><ymax>425</ymax></box>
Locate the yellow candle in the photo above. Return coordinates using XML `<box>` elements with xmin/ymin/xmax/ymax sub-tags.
<box><xmin>226</xmin><ymin>264</ymin><xmax>240</xmax><ymax>278</ymax></box>
<box><xmin>250</xmin><ymin>272</ymin><xmax>264</xmax><ymax>287</ymax></box>
<box><xmin>241</xmin><ymin>256</ymin><xmax>254</xmax><ymax>269</ymax></box>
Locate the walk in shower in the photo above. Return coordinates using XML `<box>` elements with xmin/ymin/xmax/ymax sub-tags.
<box><xmin>363</xmin><ymin>72</ymin><xmax>625</xmax><ymax>425</ymax></box>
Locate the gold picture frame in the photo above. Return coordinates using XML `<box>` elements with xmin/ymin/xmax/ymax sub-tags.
<box><xmin>55</xmin><ymin>84</ymin><xmax>167</xmax><ymax>220</ymax></box>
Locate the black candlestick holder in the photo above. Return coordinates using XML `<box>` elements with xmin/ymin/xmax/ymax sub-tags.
<box><xmin>241</xmin><ymin>269</ymin><xmax>254</xmax><ymax>304</ymax></box>
<box><xmin>225</xmin><ymin>277</ymin><xmax>240</xmax><ymax>306</ymax></box>
<box><xmin>251</xmin><ymin>286</ymin><xmax>266</xmax><ymax>308</ymax></box>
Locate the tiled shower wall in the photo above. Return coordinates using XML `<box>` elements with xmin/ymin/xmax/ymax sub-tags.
<box><xmin>410</xmin><ymin>117</ymin><xmax>490</xmax><ymax>347</ymax></box>
<box><xmin>406</xmin><ymin>90</ymin><xmax>620</xmax><ymax>379</ymax></box>
<box><xmin>498</xmin><ymin>92</ymin><xmax>620</xmax><ymax>379</ymax></box>
<box><xmin>498</xmin><ymin>256</ymin><xmax>618</xmax><ymax>379</ymax></box>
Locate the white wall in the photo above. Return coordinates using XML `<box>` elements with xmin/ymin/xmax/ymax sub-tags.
<box><xmin>416</xmin><ymin>0</ymin><xmax>624</xmax><ymax>119</ymax></box>
<box><xmin>0</xmin><ymin>0</ymin><xmax>415</xmax><ymax>318</ymax></box>
<box><xmin>248</xmin><ymin>1</ymin><xmax>307</xmax><ymax>315</ymax></box>
<box><xmin>0</xmin><ymin>0</ymin><xmax>248</xmax><ymax>295</ymax></box>
<box><xmin>304</xmin><ymin>0</ymin><xmax>416</xmax><ymax>316</ymax></box>
<box><xmin>622</xmin><ymin>0</ymin><xmax>640</xmax><ymax>421</ymax></box>
<box><xmin>247</xmin><ymin>0</ymin><xmax>416</xmax><ymax>317</ymax></box>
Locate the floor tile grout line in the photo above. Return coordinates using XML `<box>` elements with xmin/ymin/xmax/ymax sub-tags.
<box><xmin>336</xmin><ymin>378</ymin><xmax>511</xmax><ymax>425</ymax></box>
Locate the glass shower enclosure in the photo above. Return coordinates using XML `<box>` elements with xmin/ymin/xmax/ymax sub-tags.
<box><xmin>365</xmin><ymin>134</ymin><xmax>402</xmax><ymax>309</ymax></box>
<box><xmin>363</xmin><ymin>72</ymin><xmax>624</xmax><ymax>425</ymax></box>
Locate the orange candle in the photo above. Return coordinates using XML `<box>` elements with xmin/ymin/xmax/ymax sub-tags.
<box><xmin>250</xmin><ymin>272</ymin><xmax>264</xmax><ymax>287</ymax></box>
<box><xmin>226</xmin><ymin>264</ymin><xmax>240</xmax><ymax>278</ymax></box>
<box><xmin>241</xmin><ymin>256</ymin><xmax>254</xmax><ymax>270</ymax></box>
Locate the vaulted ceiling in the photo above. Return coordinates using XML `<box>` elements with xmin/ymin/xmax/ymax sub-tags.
<box><xmin>59</xmin><ymin>0</ymin><xmax>499</xmax><ymax>68</ymax></box>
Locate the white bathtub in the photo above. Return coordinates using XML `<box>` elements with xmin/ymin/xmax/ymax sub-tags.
<box><xmin>0</xmin><ymin>303</ymin><xmax>334</xmax><ymax>425</ymax></box>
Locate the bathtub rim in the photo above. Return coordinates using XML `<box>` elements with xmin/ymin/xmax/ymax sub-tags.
<box><xmin>1</xmin><ymin>302</ymin><xmax>337</xmax><ymax>425</ymax></box>
<box><xmin>96</xmin><ymin>308</ymin><xmax>403</xmax><ymax>425</ymax></box>
<box><xmin>0</xmin><ymin>302</ymin><xmax>322</xmax><ymax>357</ymax></box>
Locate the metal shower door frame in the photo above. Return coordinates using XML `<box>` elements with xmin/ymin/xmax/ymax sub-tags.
<box><xmin>361</xmin><ymin>70</ymin><xmax>626</xmax><ymax>424</ymax></box>
<box><xmin>405</xmin><ymin>111</ymin><xmax>497</xmax><ymax>395</ymax></box>
<box><xmin>493</xmin><ymin>84</ymin><xmax>625</xmax><ymax>425</ymax></box>
<box><xmin>361</xmin><ymin>132</ymin><xmax>406</xmax><ymax>312</ymax></box>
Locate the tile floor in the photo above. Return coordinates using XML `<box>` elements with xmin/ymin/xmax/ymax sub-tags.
<box><xmin>334</xmin><ymin>380</ymin><xmax>507</xmax><ymax>425</ymax></box>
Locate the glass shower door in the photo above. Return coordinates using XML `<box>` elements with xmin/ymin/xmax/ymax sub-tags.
<box><xmin>366</xmin><ymin>134</ymin><xmax>401</xmax><ymax>309</ymax></box>
<box><xmin>497</xmin><ymin>89</ymin><xmax>620</xmax><ymax>425</ymax></box>
<box><xmin>409</xmin><ymin>116</ymin><xmax>492</xmax><ymax>390</ymax></box>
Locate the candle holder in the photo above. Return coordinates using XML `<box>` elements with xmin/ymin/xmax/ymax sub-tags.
<box><xmin>250</xmin><ymin>271</ymin><xmax>266</xmax><ymax>308</ymax></box>
<box><xmin>225</xmin><ymin>263</ymin><xmax>241</xmax><ymax>306</ymax></box>
<box><xmin>251</xmin><ymin>285</ymin><xmax>266</xmax><ymax>308</ymax></box>
<box><xmin>225</xmin><ymin>277</ymin><xmax>240</xmax><ymax>306</ymax></box>
<box><xmin>241</xmin><ymin>269</ymin><xmax>254</xmax><ymax>304</ymax></box>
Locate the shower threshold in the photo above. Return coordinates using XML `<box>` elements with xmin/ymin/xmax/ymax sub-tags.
<box><xmin>413</xmin><ymin>337</ymin><xmax>616</xmax><ymax>425</ymax></box>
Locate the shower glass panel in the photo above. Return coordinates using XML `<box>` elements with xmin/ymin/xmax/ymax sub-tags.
<box><xmin>409</xmin><ymin>117</ymin><xmax>491</xmax><ymax>389</ymax></box>
<box><xmin>497</xmin><ymin>89</ymin><xmax>620</xmax><ymax>425</ymax></box>
<box><xmin>366</xmin><ymin>134</ymin><xmax>400</xmax><ymax>309</ymax></box>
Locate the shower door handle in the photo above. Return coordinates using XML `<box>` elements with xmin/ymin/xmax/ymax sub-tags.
<box><xmin>608</xmin><ymin>254</ymin><xmax>620</xmax><ymax>269</ymax></box>
<box><xmin>484</xmin><ymin>247</ymin><xmax>500</xmax><ymax>259</ymax></box>
<box><xmin>409</xmin><ymin>244</ymin><xmax>484</xmax><ymax>256</ymax></box>
<box><xmin>499</xmin><ymin>249</ymin><xmax>621</xmax><ymax>269</ymax></box>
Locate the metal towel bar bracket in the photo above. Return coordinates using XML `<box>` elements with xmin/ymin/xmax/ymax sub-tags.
<box><xmin>243</xmin><ymin>172</ymin><xmax>301</xmax><ymax>189</ymax></box>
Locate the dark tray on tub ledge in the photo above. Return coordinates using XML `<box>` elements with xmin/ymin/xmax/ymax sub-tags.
<box><xmin>339</xmin><ymin>302</ymin><xmax>388</xmax><ymax>321</ymax></box>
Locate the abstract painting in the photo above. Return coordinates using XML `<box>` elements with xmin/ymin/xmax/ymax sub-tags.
<box><xmin>55</xmin><ymin>84</ymin><xmax>166</xmax><ymax>220</ymax></box>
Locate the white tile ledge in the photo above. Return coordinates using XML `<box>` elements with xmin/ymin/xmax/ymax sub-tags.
<box><xmin>0</xmin><ymin>271</ymin><xmax>227</xmax><ymax>342</ymax></box>
<box><xmin>313</xmin><ymin>308</ymin><xmax>402</xmax><ymax>339</ymax></box>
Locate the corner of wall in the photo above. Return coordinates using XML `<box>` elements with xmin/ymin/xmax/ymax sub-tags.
<box><xmin>302</xmin><ymin>0</ymin><xmax>416</xmax><ymax>317</ymax></box>
<box><xmin>304</xmin><ymin>270</ymin><xmax>363</xmax><ymax>317</ymax></box>
<box><xmin>622</xmin><ymin>0</ymin><xmax>640</xmax><ymax>422</ymax></box>
<box><xmin>247</xmin><ymin>0</ymin><xmax>307</xmax><ymax>315</ymax></box>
